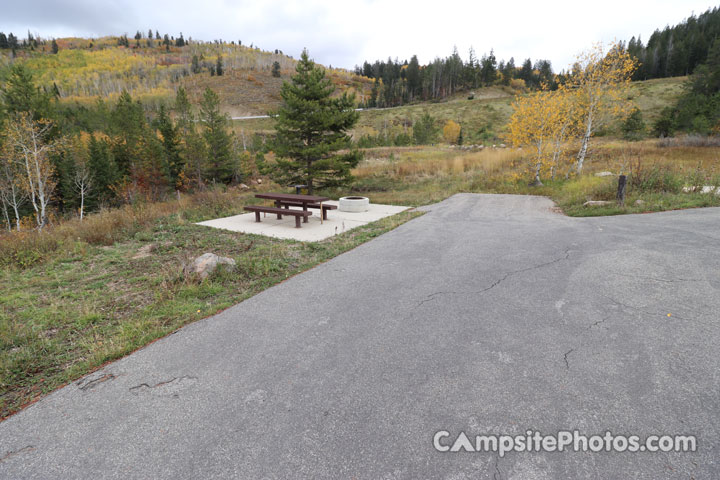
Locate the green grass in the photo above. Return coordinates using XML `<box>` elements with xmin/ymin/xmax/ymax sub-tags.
<box><xmin>0</xmin><ymin>193</ymin><xmax>421</xmax><ymax>418</ymax></box>
<box><xmin>343</xmin><ymin>144</ymin><xmax>720</xmax><ymax>214</ymax></box>
<box><xmin>0</xmin><ymin>75</ymin><xmax>712</xmax><ymax>420</ymax></box>
<box><xmin>232</xmin><ymin>77</ymin><xmax>688</xmax><ymax>144</ymax></box>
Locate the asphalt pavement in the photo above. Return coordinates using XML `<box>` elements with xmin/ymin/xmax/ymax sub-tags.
<box><xmin>1</xmin><ymin>194</ymin><xmax>718</xmax><ymax>479</ymax></box>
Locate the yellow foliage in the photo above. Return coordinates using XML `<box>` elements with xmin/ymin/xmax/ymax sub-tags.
<box><xmin>507</xmin><ymin>90</ymin><xmax>577</xmax><ymax>183</ymax></box>
<box><xmin>442</xmin><ymin>120</ymin><xmax>461</xmax><ymax>144</ymax></box>
<box><xmin>560</xmin><ymin>42</ymin><xmax>638</xmax><ymax>173</ymax></box>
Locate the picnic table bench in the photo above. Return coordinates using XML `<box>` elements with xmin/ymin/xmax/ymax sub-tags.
<box><xmin>279</xmin><ymin>200</ymin><xmax>337</xmax><ymax>220</ymax></box>
<box><xmin>245</xmin><ymin>192</ymin><xmax>332</xmax><ymax>228</ymax></box>
<box><xmin>243</xmin><ymin>205</ymin><xmax>311</xmax><ymax>228</ymax></box>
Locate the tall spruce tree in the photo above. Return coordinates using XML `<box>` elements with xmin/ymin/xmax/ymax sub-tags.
<box><xmin>199</xmin><ymin>87</ymin><xmax>233</xmax><ymax>183</ymax></box>
<box><xmin>175</xmin><ymin>87</ymin><xmax>207</xmax><ymax>187</ymax></box>
<box><xmin>87</xmin><ymin>134</ymin><xmax>118</xmax><ymax>207</ymax></box>
<box><xmin>155</xmin><ymin>104</ymin><xmax>183</xmax><ymax>186</ymax></box>
<box><xmin>270</xmin><ymin>49</ymin><xmax>360</xmax><ymax>193</ymax></box>
<box><xmin>215</xmin><ymin>55</ymin><xmax>224</xmax><ymax>76</ymax></box>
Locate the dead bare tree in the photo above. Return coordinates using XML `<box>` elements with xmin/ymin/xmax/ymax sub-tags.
<box><xmin>73</xmin><ymin>161</ymin><xmax>93</xmax><ymax>221</ymax></box>
<box><xmin>0</xmin><ymin>144</ymin><xmax>26</xmax><ymax>231</ymax></box>
<box><xmin>7</xmin><ymin>113</ymin><xmax>60</xmax><ymax>230</ymax></box>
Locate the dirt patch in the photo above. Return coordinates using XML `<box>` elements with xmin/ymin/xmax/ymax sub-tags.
<box><xmin>132</xmin><ymin>244</ymin><xmax>156</xmax><ymax>259</ymax></box>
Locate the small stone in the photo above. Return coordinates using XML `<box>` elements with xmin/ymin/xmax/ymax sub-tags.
<box><xmin>257</xmin><ymin>178</ymin><xmax>263</xmax><ymax>184</ymax></box>
<box><xmin>583</xmin><ymin>200</ymin><xmax>614</xmax><ymax>207</ymax></box>
<box><xmin>183</xmin><ymin>253</ymin><xmax>236</xmax><ymax>280</ymax></box>
<box><xmin>594</xmin><ymin>171</ymin><xmax>614</xmax><ymax>177</ymax></box>
<box><xmin>239</xmin><ymin>183</ymin><xmax>249</xmax><ymax>190</ymax></box>
<box><xmin>634</xmin><ymin>199</ymin><xmax>645</xmax><ymax>206</ymax></box>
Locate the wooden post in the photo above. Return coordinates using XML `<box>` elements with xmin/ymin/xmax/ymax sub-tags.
<box><xmin>617</xmin><ymin>175</ymin><xmax>627</xmax><ymax>206</ymax></box>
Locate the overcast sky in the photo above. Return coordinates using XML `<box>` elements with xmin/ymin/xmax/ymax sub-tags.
<box><xmin>2</xmin><ymin>1</ymin><xmax>718</xmax><ymax>71</ymax></box>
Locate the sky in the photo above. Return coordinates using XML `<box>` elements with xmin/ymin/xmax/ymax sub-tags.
<box><xmin>2</xmin><ymin>0</ymin><xmax>718</xmax><ymax>71</ymax></box>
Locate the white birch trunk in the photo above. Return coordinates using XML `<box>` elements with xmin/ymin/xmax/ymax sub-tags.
<box><xmin>576</xmin><ymin>109</ymin><xmax>594</xmax><ymax>175</ymax></box>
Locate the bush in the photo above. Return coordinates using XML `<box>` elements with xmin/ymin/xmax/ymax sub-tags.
<box><xmin>442</xmin><ymin>120</ymin><xmax>461</xmax><ymax>144</ymax></box>
<box><xmin>413</xmin><ymin>112</ymin><xmax>439</xmax><ymax>145</ymax></box>
<box><xmin>621</xmin><ymin>108</ymin><xmax>646</xmax><ymax>140</ymax></box>
<box><xmin>557</xmin><ymin>176</ymin><xmax>616</xmax><ymax>205</ymax></box>
<box><xmin>629</xmin><ymin>163</ymin><xmax>683</xmax><ymax>194</ymax></box>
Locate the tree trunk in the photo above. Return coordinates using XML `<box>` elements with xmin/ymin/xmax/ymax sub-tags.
<box><xmin>575</xmin><ymin>113</ymin><xmax>593</xmax><ymax>175</ymax></box>
<box><xmin>1</xmin><ymin>201</ymin><xmax>10</xmax><ymax>232</ymax></box>
<box><xmin>532</xmin><ymin>162</ymin><xmax>543</xmax><ymax>186</ymax></box>
<box><xmin>79</xmin><ymin>187</ymin><xmax>85</xmax><ymax>221</ymax></box>
<box><xmin>306</xmin><ymin>159</ymin><xmax>313</xmax><ymax>194</ymax></box>
<box><xmin>12</xmin><ymin>201</ymin><xmax>21</xmax><ymax>231</ymax></box>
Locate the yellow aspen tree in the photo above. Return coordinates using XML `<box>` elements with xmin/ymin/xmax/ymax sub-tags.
<box><xmin>507</xmin><ymin>90</ymin><xmax>564</xmax><ymax>185</ymax></box>
<box><xmin>561</xmin><ymin>42</ymin><xmax>637</xmax><ymax>174</ymax></box>
<box><xmin>547</xmin><ymin>90</ymin><xmax>580</xmax><ymax>180</ymax></box>
<box><xmin>442</xmin><ymin>120</ymin><xmax>461</xmax><ymax>144</ymax></box>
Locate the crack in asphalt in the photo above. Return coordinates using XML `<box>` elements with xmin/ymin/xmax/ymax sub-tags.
<box><xmin>473</xmin><ymin>249</ymin><xmax>572</xmax><ymax>295</ymax></box>
<box><xmin>412</xmin><ymin>249</ymin><xmax>573</xmax><ymax>310</ymax></box>
<box><xmin>493</xmin><ymin>455</ymin><xmax>504</xmax><ymax>480</ymax></box>
<box><xmin>0</xmin><ymin>445</ymin><xmax>35</xmax><ymax>463</ymax></box>
<box><xmin>414</xmin><ymin>291</ymin><xmax>457</xmax><ymax>308</ymax></box>
<box><xmin>129</xmin><ymin>376</ymin><xmax>198</xmax><ymax>395</ymax></box>
<box><xmin>563</xmin><ymin>349</ymin><xmax>574</xmax><ymax>370</ymax></box>
<box><xmin>77</xmin><ymin>373</ymin><xmax>116</xmax><ymax>391</ymax></box>
<box><xmin>603</xmin><ymin>295</ymin><xmax>688</xmax><ymax>320</ymax></box>
<box><xmin>589</xmin><ymin>315</ymin><xmax>611</xmax><ymax>329</ymax></box>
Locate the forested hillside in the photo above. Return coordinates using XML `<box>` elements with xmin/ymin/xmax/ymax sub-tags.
<box><xmin>0</xmin><ymin>31</ymin><xmax>372</xmax><ymax>116</ymax></box>
<box><xmin>627</xmin><ymin>6</ymin><xmax>720</xmax><ymax>80</ymax></box>
<box><xmin>354</xmin><ymin>49</ymin><xmax>554</xmax><ymax>108</ymax></box>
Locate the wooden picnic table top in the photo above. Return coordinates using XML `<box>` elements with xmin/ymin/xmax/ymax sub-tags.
<box><xmin>255</xmin><ymin>192</ymin><xmax>330</xmax><ymax>203</ymax></box>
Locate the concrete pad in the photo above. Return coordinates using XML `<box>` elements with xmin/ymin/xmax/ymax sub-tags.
<box><xmin>195</xmin><ymin>200</ymin><xmax>411</xmax><ymax>241</ymax></box>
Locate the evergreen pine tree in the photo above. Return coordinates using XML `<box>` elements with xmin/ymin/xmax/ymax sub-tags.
<box><xmin>51</xmin><ymin>39</ymin><xmax>59</xmax><ymax>54</ymax></box>
<box><xmin>413</xmin><ymin>112</ymin><xmax>439</xmax><ymax>145</ymax></box>
<box><xmin>0</xmin><ymin>33</ymin><xmax>7</xmax><ymax>49</ymax></box>
<box><xmin>109</xmin><ymin>91</ymin><xmax>146</xmax><ymax>177</ymax></box>
<box><xmin>175</xmin><ymin>87</ymin><xmax>208</xmax><ymax>188</ymax></box>
<box><xmin>87</xmin><ymin>134</ymin><xmax>119</xmax><ymax>207</ymax></box>
<box><xmin>7</xmin><ymin>33</ymin><xmax>18</xmax><ymax>51</ymax></box>
<box><xmin>155</xmin><ymin>105</ymin><xmax>184</xmax><ymax>185</ymax></box>
<box><xmin>216</xmin><ymin>55</ymin><xmax>223</xmax><ymax>76</ymax></box>
<box><xmin>199</xmin><ymin>88</ymin><xmax>233</xmax><ymax>183</ymax></box>
<box><xmin>270</xmin><ymin>49</ymin><xmax>360</xmax><ymax>193</ymax></box>
<box><xmin>271</xmin><ymin>61</ymin><xmax>281</xmax><ymax>77</ymax></box>
<box><xmin>2</xmin><ymin>64</ymin><xmax>52</xmax><ymax>118</ymax></box>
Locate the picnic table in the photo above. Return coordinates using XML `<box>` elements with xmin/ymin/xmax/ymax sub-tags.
<box><xmin>244</xmin><ymin>192</ymin><xmax>335</xmax><ymax>228</ymax></box>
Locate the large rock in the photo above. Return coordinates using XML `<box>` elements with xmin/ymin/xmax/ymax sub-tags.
<box><xmin>184</xmin><ymin>253</ymin><xmax>236</xmax><ymax>280</ymax></box>
<box><xmin>682</xmin><ymin>185</ymin><xmax>718</xmax><ymax>194</ymax></box>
